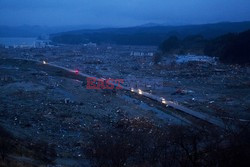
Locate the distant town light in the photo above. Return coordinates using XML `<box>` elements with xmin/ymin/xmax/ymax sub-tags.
<box><xmin>138</xmin><ymin>89</ymin><xmax>143</xmax><ymax>95</ymax></box>
<box><xmin>42</xmin><ymin>60</ymin><xmax>47</xmax><ymax>64</ymax></box>
<box><xmin>131</xmin><ymin>88</ymin><xmax>135</xmax><ymax>92</ymax></box>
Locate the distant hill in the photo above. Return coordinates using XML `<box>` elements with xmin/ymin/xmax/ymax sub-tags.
<box><xmin>0</xmin><ymin>25</ymin><xmax>105</xmax><ymax>38</ymax></box>
<box><xmin>50</xmin><ymin>21</ymin><xmax>250</xmax><ymax>45</ymax></box>
<box><xmin>205</xmin><ymin>30</ymin><xmax>250</xmax><ymax>65</ymax></box>
<box><xmin>159</xmin><ymin>29</ymin><xmax>250</xmax><ymax>65</ymax></box>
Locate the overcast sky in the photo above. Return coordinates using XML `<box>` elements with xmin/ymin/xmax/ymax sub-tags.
<box><xmin>1</xmin><ymin>0</ymin><xmax>250</xmax><ymax>27</ymax></box>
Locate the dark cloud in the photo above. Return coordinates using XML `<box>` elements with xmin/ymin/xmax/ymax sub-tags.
<box><xmin>0</xmin><ymin>0</ymin><xmax>250</xmax><ymax>26</ymax></box>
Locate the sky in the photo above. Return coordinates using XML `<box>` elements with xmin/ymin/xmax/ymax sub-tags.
<box><xmin>1</xmin><ymin>0</ymin><xmax>250</xmax><ymax>27</ymax></box>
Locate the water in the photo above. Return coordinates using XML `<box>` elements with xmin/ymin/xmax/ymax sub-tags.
<box><xmin>0</xmin><ymin>37</ymin><xmax>37</xmax><ymax>47</ymax></box>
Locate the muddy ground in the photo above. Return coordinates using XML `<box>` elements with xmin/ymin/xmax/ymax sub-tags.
<box><xmin>0</xmin><ymin>45</ymin><xmax>250</xmax><ymax>166</ymax></box>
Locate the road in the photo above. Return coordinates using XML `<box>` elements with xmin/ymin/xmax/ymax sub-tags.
<box><xmin>0</xmin><ymin>58</ymin><xmax>225</xmax><ymax>128</ymax></box>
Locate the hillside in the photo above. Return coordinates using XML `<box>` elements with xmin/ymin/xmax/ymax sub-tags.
<box><xmin>159</xmin><ymin>30</ymin><xmax>250</xmax><ymax>65</ymax></box>
<box><xmin>50</xmin><ymin>21</ymin><xmax>250</xmax><ymax>45</ymax></box>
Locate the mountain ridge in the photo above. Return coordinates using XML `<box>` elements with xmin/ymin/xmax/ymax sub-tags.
<box><xmin>50</xmin><ymin>21</ymin><xmax>250</xmax><ymax>45</ymax></box>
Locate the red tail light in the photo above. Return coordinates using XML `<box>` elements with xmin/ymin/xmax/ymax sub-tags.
<box><xmin>75</xmin><ymin>69</ymin><xmax>79</xmax><ymax>74</ymax></box>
